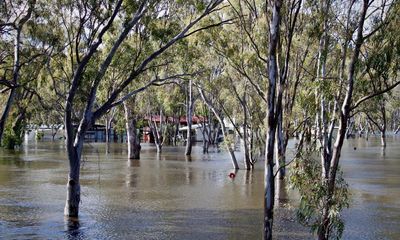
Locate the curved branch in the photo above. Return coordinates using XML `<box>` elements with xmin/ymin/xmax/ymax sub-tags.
<box><xmin>351</xmin><ymin>80</ymin><xmax>400</xmax><ymax>111</ymax></box>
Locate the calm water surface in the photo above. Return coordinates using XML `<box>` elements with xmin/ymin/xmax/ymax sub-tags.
<box><xmin>0</xmin><ymin>135</ymin><xmax>399</xmax><ymax>239</ymax></box>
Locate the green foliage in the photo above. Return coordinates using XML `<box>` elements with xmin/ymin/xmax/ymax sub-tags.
<box><xmin>35</xmin><ymin>131</ymin><xmax>44</xmax><ymax>140</ymax></box>
<box><xmin>290</xmin><ymin>144</ymin><xmax>350</xmax><ymax>239</ymax></box>
<box><xmin>2</xmin><ymin>122</ymin><xmax>24</xmax><ymax>150</ymax></box>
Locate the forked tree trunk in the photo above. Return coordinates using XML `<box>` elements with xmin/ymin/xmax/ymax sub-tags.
<box><xmin>230</xmin><ymin>79</ymin><xmax>252</xmax><ymax>169</ymax></box>
<box><xmin>149</xmin><ymin>114</ymin><xmax>163</xmax><ymax>153</ymax></box>
<box><xmin>198</xmin><ymin>88</ymin><xmax>239</xmax><ymax>169</ymax></box>
<box><xmin>59</xmin><ymin>0</ymin><xmax>225</xmax><ymax>218</ymax></box>
<box><xmin>318</xmin><ymin>1</ymin><xmax>368</xmax><ymax>239</ymax></box>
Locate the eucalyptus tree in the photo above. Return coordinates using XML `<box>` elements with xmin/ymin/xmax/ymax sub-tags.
<box><xmin>195</xmin><ymin>101</ymin><xmax>219</xmax><ymax>153</ymax></box>
<box><xmin>159</xmin><ymin>83</ymin><xmax>186</xmax><ymax>146</ymax></box>
<box><xmin>196</xmin><ymin>0</ymin><xmax>269</xmax><ymax>169</ymax></box>
<box><xmin>216</xmin><ymin>0</ymin><xmax>304</xmax><ymax>175</ymax></box>
<box><xmin>213</xmin><ymin>0</ymin><xmax>266</xmax><ymax>170</ymax></box>
<box><xmin>41</xmin><ymin>0</ymin><xmax>226</xmax><ymax>217</ymax></box>
<box><xmin>0</xmin><ymin>0</ymin><xmax>36</xmax><ymax>146</ymax></box>
<box><xmin>174</xmin><ymin>37</ymin><xmax>200</xmax><ymax>155</ymax></box>
<box><xmin>289</xmin><ymin>1</ymin><xmax>400</xmax><ymax>239</ymax></box>
<box><xmin>144</xmin><ymin>82</ymin><xmax>175</xmax><ymax>152</ymax></box>
<box><xmin>263</xmin><ymin>0</ymin><xmax>303</xmax><ymax>238</ymax></box>
<box><xmin>197</xmin><ymin>60</ymin><xmax>240</xmax><ymax>169</ymax></box>
<box><xmin>355</xmin><ymin>3</ymin><xmax>400</xmax><ymax>147</ymax></box>
<box><xmin>263</xmin><ymin>1</ymin><xmax>282</xmax><ymax>238</ymax></box>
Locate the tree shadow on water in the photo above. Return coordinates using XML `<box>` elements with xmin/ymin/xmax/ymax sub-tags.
<box><xmin>64</xmin><ymin>217</ymin><xmax>85</xmax><ymax>240</ymax></box>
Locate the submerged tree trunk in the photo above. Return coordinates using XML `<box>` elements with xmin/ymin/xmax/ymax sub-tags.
<box><xmin>185</xmin><ymin>79</ymin><xmax>193</xmax><ymax>155</ymax></box>
<box><xmin>318</xmin><ymin>1</ymin><xmax>368</xmax><ymax>238</ymax></box>
<box><xmin>60</xmin><ymin>0</ymin><xmax>223</xmax><ymax>218</ymax></box>
<box><xmin>264</xmin><ymin>1</ymin><xmax>281</xmax><ymax>239</ymax></box>
<box><xmin>222</xmin><ymin>122</ymin><xmax>239</xmax><ymax>169</ymax></box>
<box><xmin>124</xmin><ymin>100</ymin><xmax>141</xmax><ymax>159</ymax></box>
<box><xmin>64</xmin><ymin>134</ymin><xmax>84</xmax><ymax>217</ymax></box>
<box><xmin>198</xmin><ymin>87</ymin><xmax>239</xmax><ymax>169</ymax></box>
<box><xmin>380</xmin><ymin>102</ymin><xmax>387</xmax><ymax>148</ymax></box>
<box><xmin>149</xmin><ymin>113</ymin><xmax>163</xmax><ymax>153</ymax></box>
<box><xmin>105</xmin><ymin>107</ymin><xmax>116</xmax><ymax>153</ymax></box>
<box><xmin>105</xmin><ymin>118</ymin><xmax>111</xmax><ymax>153</ymax></box>
<box><xmin>172</xmin><ymin>113</ymin><xmax>180</xmax><ymax>146</ymax></box>
<box><xmin>200</xmin><ymin>123</ymin><xmax>209</xmax><ymax>153</ymax></box>
<box><xmin>243</xmin><ymin>124</ymin><xmax>252</xmax><ymax>170</ymax></box>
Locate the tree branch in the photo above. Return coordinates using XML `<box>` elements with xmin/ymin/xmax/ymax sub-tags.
<box><xmin>108</xmin><ymin>72</ymin><xmax>198</xmax><ymax>109</ymax></box>
<box><xmin>351</xmin><ymin>80</ymin><xmax>400</xmax><ymax>111</ymax></box>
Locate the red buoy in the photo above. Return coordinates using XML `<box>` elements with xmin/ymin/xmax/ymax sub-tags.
<box><xmin>229</xmin><ymin>172</ymin><xmax>236</xmax><ymax>178</ymax></box>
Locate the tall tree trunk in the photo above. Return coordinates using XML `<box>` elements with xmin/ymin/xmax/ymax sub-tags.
<box><xmin>185</xmin><ymin>79</ymin><xmax>193</xmax><ymax>155</ymax></box>
<box><xmin>264</xmin><ymin>1</ymin><xmax>281</xmax><ymax>239</ymax></box>
<box><xmin>316</xmin><ymin>0</ymin><xmax>332</xmax><ymax>180</ymax></box>
<box><xmin>242</xmin><ymin>89</ymin><xmax>252</xmax><ymax>170</ymax></box>
<box><xmin>318</xmin><ymin>1</ymin><xmax>368</xmax><ymax>239</ymax></box>
<box><xmin>124</xmin><ymin>101</ymin><xmax>141</xmax><ymax>159</ymax></box>
<box><xmin>275</xmin><ymin>110</ymin><xmax>285</xmax><ymax>179</ymax></box>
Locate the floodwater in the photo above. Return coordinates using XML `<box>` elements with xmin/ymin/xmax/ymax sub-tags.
<box><xmin>0</xmin><ymin>135</ymin><xmax>399</xmax><ymax>239</ymax></box>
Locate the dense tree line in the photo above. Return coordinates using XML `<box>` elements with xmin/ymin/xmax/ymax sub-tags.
<box><xmin>1</xmin><ymin>0</ymin><xmax>399</xmax><ymax>239</ymax></box>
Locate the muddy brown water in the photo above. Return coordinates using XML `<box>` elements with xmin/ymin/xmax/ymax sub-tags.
<box><xmin>0</xmin><ymin>135</ymin><xmax>399</xmax><ymax>239</ymax></box>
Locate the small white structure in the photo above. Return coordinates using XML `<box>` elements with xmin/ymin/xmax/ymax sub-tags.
<box><xmin>179</xmin><ymin>124</ymin><xmax>206</xmax><ymax>142</ymax></box>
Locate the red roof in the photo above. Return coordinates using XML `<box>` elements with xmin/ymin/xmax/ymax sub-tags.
<box><xmin>144</xmin><ymin>115</ymin><xmax>207</xmax><ymax>124</ymax></box>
